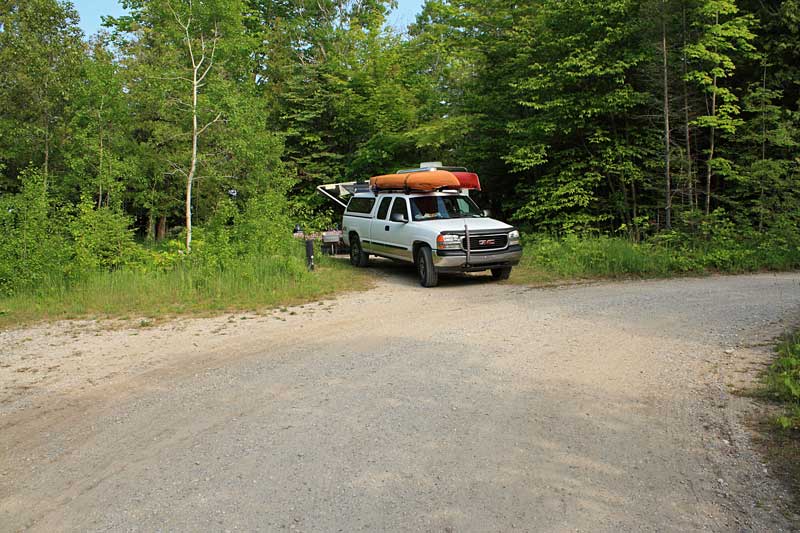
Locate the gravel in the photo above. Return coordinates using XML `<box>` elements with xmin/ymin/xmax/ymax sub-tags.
<box><xmin>1</xmin><ymin>270</ymin><xmax>799</xmax><ymax>532</ymax></box>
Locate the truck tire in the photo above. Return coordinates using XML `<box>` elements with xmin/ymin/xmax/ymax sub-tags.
<box><xmin>349</xmin><ymin>234</ymin><xmax>369</xmax><ymax>267</ymax></box>
<box><xmin>491</xmin><ymin>267</ymin><xmax>512</xmax><ymax>280</ymax></box>
<box><xmin>416</xmin><ymin>246</ymin><xmax>439</xmax><ymax>287</ymax></box>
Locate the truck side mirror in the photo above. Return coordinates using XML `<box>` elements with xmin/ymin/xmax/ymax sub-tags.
<box><xmin>390</xmin><ymin>212</ymin><xmax>408</xmax><ymax>223</ymax></box>
<box><xmin>482</xmin><ymin>209</ymin><xmax>492</xmax><ymax>217</ymax></box>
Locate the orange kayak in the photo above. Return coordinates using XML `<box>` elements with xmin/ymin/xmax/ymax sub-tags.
<box><xmin>370</xmin><ymin>170</ymin><xmax>462</xmax><ymax>191</ymax></box>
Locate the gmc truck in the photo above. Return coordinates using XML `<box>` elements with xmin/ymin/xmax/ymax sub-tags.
<box><xmin>342</xmin><ymin>190</ymin><xmax>523</xmax><ymax>287</ymax></box>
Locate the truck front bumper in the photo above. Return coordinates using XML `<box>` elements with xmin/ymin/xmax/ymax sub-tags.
<box><xmin>433</xmin><ymin>245</ymin><xmax>523</xmax><ymax>272</ymax></box>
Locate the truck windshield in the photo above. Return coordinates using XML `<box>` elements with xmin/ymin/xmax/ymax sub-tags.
<box><xmin>410</xmin><ymin>196</ymin><xmax>483</xmax><ymax>221</ymax></box>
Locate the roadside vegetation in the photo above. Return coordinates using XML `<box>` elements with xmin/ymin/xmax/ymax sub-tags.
<box><xmin>750</xmin><ymin>331</ymin><xmax>800</xmax><ymax>515</ymax></box>
<box><xmin>513</xmin><ymin>219</ymin><xmax>800</xmax><ymax>283</ymax></box>
<box><xmin>0</xmin><ymin>172</ymin><xmax>370</xmax><ymax>329</ymax></box>
<box><xmin>0</xmin><ymin>255</ymin><xmax>368</xmax><ymax>330</ymax></box>
<box><xmin>765</xmin><ymin>332</ymin><xmax>800</xmax><ymax>430</ymax></box>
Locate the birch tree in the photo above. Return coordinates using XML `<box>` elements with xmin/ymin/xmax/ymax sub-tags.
<box><xmin>168</xmin><ymin>1</ymin><xmax>222</xmax><ymax>252</ymax></box>
<box><xmin>113</xmin><ymin>0</ymin><xmax>242</xmax><ymax>252</ymax></box>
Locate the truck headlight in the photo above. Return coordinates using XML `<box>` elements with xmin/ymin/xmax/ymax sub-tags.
<box><xmin>508</xmin><ymin>230</ymin><xmax>520</xmax><ymax>245</ymax></box>
<box><xmin>436</xmin><ymin>234</ymin><xmax>462</xmax><ymax>250</ymax></box>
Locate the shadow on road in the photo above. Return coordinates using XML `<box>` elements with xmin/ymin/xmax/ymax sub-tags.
<box><xmin>325</xmin><ymin>254</ymin><xmax>500</xmax><ymax>288</ymax></box>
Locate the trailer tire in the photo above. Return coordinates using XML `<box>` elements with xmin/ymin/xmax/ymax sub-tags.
<box><xmin>416</xmin><ymin>246</ymin><xmax>439</xmax><ymax>288</ymax></box>
<box><xmin>491</xmin><ymin>267</ymin><xmax>512</xmax><ymax>280</ymax></box>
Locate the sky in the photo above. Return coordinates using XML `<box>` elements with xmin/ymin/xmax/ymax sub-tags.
<box><xmin>72</xmin><ymin>0</ymin><xmax>128</xmax><ymax>36</ymax></box>
<box><xmin>72</xmin><ymin>0</ymin><xmax>425</xmax><ymax>37</ymax></box>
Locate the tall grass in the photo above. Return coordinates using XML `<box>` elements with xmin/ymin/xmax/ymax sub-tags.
<box><xmin>766</xmin><ymin>332</ymin><xmax>800</xmax><ymax>430</ymax></box>
<box><xmin>513</xmin><ymin>233</ymin><xmax>800</xmax><ymax>284</ymax></box>
<box><xmin>517</xmin><ymin>235</ymin><xmax>695</xmax><ymax>280</ymax></box>
<box><xmin>0</xmin><ymin>254</ymin><xmax>370</xmax><ymax>329</ymax></box>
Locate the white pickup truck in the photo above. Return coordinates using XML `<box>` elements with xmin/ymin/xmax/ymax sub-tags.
<box><xmin>342</xmin><ymin>189</ymin><xmax>522</xmax><ymax>287</ymax></box>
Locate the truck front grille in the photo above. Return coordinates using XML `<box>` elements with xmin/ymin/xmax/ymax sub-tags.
<box><xmin>462</xmin><ymin>234</ymin><xmax>508</xmax><ymax>251</ymax></box>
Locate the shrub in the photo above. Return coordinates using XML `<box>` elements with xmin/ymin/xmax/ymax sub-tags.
<box><xmin>70</xmin><ymin>198</ymin><xmax>140</xmax><ymax>274</ymax></box>
<box><xmin>0</xmin><ymin>169</ymin><xmax>71</xmax><ymax>296</ymax></box>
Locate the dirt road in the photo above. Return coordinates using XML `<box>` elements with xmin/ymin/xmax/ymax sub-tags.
<box><xmin>1</xmin><ymin>268</ymin><xmax>799</xmax><ymax>531</ymax></box>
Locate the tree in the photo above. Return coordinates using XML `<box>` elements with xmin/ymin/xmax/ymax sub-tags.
<box><xmin>0</xmin><ymin>0</ymin><xmax>84</xmax><ymax>191</ymax></box>
<box><xmin>500</xmin><ymin>0</ymin><xmax>651</xmax><ymax>231</ymax></box>
<box><xmin>246</xmin><ymin>0</ymin><xmax>400</xmax><ymax>197</ymax></box>
<box><xmin>684</xmin><ymin>0</ymin><xmax>756</xmax><ymax>215</ymax></box>
<box><xmin>660</xmin><ymin>0</ymin><xmax>673</xmax><ymax>228</ymax></box>
<box><xmin>65</xmin><ymin>35</ymin><xmax>136</xmax><ymax>208</ymax></box>
<box><xmin>731</xmin><ymin>67</ymin><xmax>798</xmax><ymax>230</ymax></box>
<box><xmin>111</xmin><ymin>0</ymin><xmax>273</xmax><ymax>250</ymax></box>
<box><xmin>167</xmin><ymin>1</ymin><xmax>222</xmax><ymax>252</ymax></box>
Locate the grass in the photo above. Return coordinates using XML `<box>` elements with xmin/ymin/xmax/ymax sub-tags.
<box><xmin>510</xmin><ymin>235</ymin><xmax>700</xmax><ymax>285</ymax></box>
<box><xmin>509</xmin><ymin>234</ymin><xmax>800</xmax><ymax>284</ymax></box>
<box><xmin>765</xmin><ymin>332</ymin><xmax>800</xmax><ymax>429</ymax></box>
<box><xmin>750</xmin><ymin>330</ymin><xmax>800</xmax><ymax>518</ymax></box>
<box><xmin>0</xmin><ymin>254</ymin><xmax>372</xmax><ymax>330</ymax></box>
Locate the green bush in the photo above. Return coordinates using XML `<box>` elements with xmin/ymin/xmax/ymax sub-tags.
<box><xmin>0</xmin><ymin>169</ymin><xmax>71</xmax><ymax>296</ymax></box>
<box><xmin>70</xmin><ymin>198</ymin><xmax>140</xmax><ymax>274</ymax></box>
<box><xmin>190</xmin><ymin>191</ymin><xmax>298</xmax><ymax>275</ymax></box>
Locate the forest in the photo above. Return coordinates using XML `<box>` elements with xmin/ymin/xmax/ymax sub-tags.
<box><xmin>1</xmin><ymin>0</ymin><xmax>799</xmax><ymax>317</ymax></box>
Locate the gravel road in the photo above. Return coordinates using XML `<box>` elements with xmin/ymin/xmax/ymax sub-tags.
<box><xmin>1</xmin><ymin>268</ymin><xmax>799</xmax><ymax>532</ymax></box>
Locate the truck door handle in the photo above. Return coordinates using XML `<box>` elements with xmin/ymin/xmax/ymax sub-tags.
<box><xmin>385</xmin><ymin>225</ymin><xmax>390</xmax><ymax>231</ymax></box>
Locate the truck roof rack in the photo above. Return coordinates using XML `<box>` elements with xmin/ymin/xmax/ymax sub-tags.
<box><xmin>372</xmin><ymin>186</ymin><xmax>463</xmax><ymax>195</ymax></box>
<box><xmin>395</xmin><ymin>166</ymin><xmax>468</xmax><ymax>174</ymax></box>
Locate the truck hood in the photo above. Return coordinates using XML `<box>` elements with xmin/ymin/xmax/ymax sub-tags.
<box><xmin>421</xmin><ymin>217</ymin><xmax>514</xmax><ymax>233</ymax></box>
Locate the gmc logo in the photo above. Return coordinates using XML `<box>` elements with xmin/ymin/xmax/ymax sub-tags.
<box><xmin>478</xmin><ymin>239</ymin><xmax>496</xmax><ymax>246</ymax></box>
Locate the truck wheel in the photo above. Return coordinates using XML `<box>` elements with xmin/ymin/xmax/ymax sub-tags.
<box><xmin>416</xmin><ymin>246</ymin><xmax>439</xmax><ymax>287</ymax></box>
<box><xmin>349</xmin><ymin>235</ymin><xmax>369</xmax><ymax>267</ymax></box>
<box><xmin>491</xmin><ymin>267</ymin><xmax>512</xmax><ymax>280</ymax></box>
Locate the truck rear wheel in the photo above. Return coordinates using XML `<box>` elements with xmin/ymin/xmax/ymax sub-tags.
<box><xmin>491</xmin><ymin>267</ymin><xmax>512</xmax><ymax>280</ymax></box>
<box><xmin>349</xmin><ymin>235</ymin><xmax>369</xmax><ymax>267</ymax></box>
<box><xmin>416</xmin><ymin>246</ymin><xmax>438</xmax><ymax>287</ymax></box>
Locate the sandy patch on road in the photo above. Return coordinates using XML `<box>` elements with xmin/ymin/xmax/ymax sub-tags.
<box><xmin>0</xmin><ymin>301</ymin><xmax>342</xmax><ymax>415</ymax></box>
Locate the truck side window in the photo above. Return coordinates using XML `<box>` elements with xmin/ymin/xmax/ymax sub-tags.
<box><xmin>346</xmin><ymin>197</ymin><xmax>376</xmax><ymax>214</ymax></box>
<box><xmin>390</xmin><ymin>197</ymin><xmax>408</xmax><ymax>220</ymax></box>
<box><xmin>376</xmin><ymin>197</ymin><xmax>392</xmax><ymax>220</ymax></box>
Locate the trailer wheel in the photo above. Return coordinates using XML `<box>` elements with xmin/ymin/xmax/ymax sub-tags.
<box><xmin>491</xmin><ymin>267</ymin><xmax>512</xmax><ymax>280</ymax></box>
<box><xmin>416</xmin><ymin>246</ymin><xmax>439</xmax><ymax>288</ymax></box>
<box><xmin>349</xmin><ymin>235</ymin><xmax>369</xmax><ymax>267</ymax></box>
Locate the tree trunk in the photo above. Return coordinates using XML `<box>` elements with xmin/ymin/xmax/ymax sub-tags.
<box><xmin>684</xmin><ymin>84</ymin><xmax>693</xmax><ymax>211</ymax></box>
<box><xmin>662</xmin><ymin>5</ymin><xmax>672</xmax><ymax>229</ymax></box>
<box><xmin>705</xmin><ymin>11</ymin><xmax>719</xmax><ymax>216</ymax></box>
<box><xmin>706</xmin><ymin>77</ymin><xmax>716</xmax><ymax>216</ymax></box>
<box><xmin>42</xmin><ymin>72</ymin><xmax>50</xmax><ymax>191</ymax></box>
<box><xmin>146</xmin><ymin>210</ymin><xmax>155</xmax><ymax>241</ymax></box>
<box><xmin>758</xmin><ymin>63</ymin><xmax>767</xmax><ymax>232</ymax></box>
<box><xmin>98</xmin><ymin>112</ymin><xmax>104</xmax><ymax>208</ymax></box>
<box><xmin>682</xmin><ymin>3</ymin><xmax>694</xmax><ymax>212</ymax></box>
<box><xmin>631</xmin><ymin>179</ymin><xmax>640</xmax><ymax>242</ymax></box>
<box><xmin>186</xmin><ymin>73</ymin><xmax>197</xmax><ymax>253</ymax></box>
<box><xmin>157</xmin><ymin>215</ymin><xmax>167</xmax><ymax>241</ymax></box>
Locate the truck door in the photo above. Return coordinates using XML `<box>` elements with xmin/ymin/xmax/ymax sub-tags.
<box><xmin>367</xmin><ymin>196</ymin><xmax>393</xmax><ymax>255</ymax></box>
<box><xmin>383</xmin><ymin>197</ymin><xmax>414</xmax><ymax>262</ymax></box>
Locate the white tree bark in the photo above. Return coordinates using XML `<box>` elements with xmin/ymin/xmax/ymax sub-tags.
<box><xmin>169</xmin><ymin>1</ymin><xmax>220</xmax><ymax>253</ymax></box>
